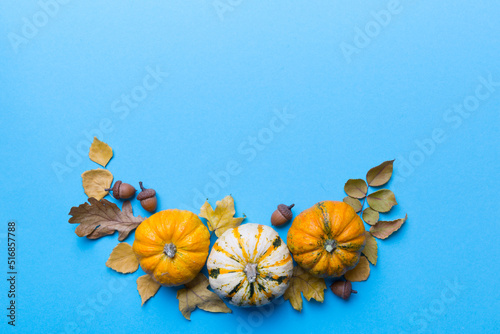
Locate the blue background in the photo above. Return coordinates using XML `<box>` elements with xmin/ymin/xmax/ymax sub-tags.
<box><xmin>1</xmin><ymin>1</ymin><xmax>499</xmax><ymax>333</ymax></box>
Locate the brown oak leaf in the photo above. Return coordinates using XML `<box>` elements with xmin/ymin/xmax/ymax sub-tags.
<box><xmin>68</xmin><ymin>198</ymin><xmax>145</xmax><ymax>241</ymax></box>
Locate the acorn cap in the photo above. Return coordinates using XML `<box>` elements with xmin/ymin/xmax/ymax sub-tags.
<box><xmin>277</xmin><ymin>204</ymin><xmax>294</xmax><ymax>221</ymax></box>
<box><xmin>105</xmin><ymin>180</ymin><xmax>122</xmax><ymax>199</ymax></box>
<box><xmin>330</xmin><ymin>280</ymin><xmax>357</xmax><ymax>300</ymax></box>
<box><xmin>137</xmin><ymin>182</ymin><xmax>156</xmax><ymax>200</ymax></box>
<box><xmin>111</xmin><ymin>180</ymin><xmax>122</xmax><ymax>194</ymax></box>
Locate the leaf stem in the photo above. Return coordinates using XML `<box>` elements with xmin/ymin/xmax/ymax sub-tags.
<box><xmin>359</xmin><ymin>193</ymin><xmax>368</xmax><ymax>216</ymax></box>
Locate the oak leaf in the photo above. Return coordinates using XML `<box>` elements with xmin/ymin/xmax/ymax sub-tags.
<box><xmin>366</xmin><ymin>189</ymin><xmax>397</xmax><ymax>213</ymax></box>
<box><xmin>81</xmin><ymin>169</ymin><xmax>113</xmax><ymax>200</ymax></box>
<box><xmin>362</xmin><ymin>207</ymin><xmax>379</xmax><ymax>225</ymax></box>
<box><xmin>137</xmin><ymin>274</ymin><xmax>161</xmax><ymax>306</ymax></box>
<box><xmin>89</xmin><ymin>137</ymin><xmax>113</xmax><ymax>167</ymax></box>
<box><xmin>366</xmin><ymin>160</ymin><xmax>394</xmax><ymax>187</ymax></box>
<box><xmin>344</xmin><ymin>256</ymin><xmax>370</xmax><ymax>282</ymax></box>
<box><xmin>370</xmin><ymin>214</ymin><xmax>408</xmax><ymax>239</ymax></box>
<box><xmin>106</xmin><ymin>242</ymin><xmax>139</xmax><ymax>274</ymax></box>
<box><xmin>344</xmin><ymin>179</ymin><xmax>368</xmax><ymax>199</ymax></box>
<box><xmin>68</xmin><ymin>198</ymin><xmax>144</xmax><ymax>241</ymax></box>
<box><xmin>176</xmin><ymin>273</ymin><xmax>231</xmax><ymax>320</ymax></box>
<box><xmin>283</xmin><ymin>266</ymin><xmax>326</xmax><ymax>312</ymax></box>
<box><xmin>199</xmin><ymin>195</ymin><xmax>246</xmax><ymax>237</ymax></box>
<box><xmin>343</xmin><ymin>196</ymin><xmax>362</xmax><ymax>213</ymax></box>
<box><xmin>362</xmin><ymin>232</ymin><xmax>378</xmax><ymax>265</ymax></box>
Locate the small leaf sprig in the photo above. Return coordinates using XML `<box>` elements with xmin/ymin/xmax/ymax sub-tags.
<box><xmin>344</xmin><ymin>160</ymin><xmax>406</xmax><ymax>231</ymax></box>
<box><xmin>341</xmin><ymin>160</ymin><xmax>408</xmax><ymax>283</ymax></box>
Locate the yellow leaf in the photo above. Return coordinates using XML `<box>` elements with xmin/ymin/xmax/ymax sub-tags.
<box><xmin>137</xmin><ymin>274</ymin><xmax>161</xmax><ymax>306</ymax></box>
<box><xmin>89</xmin><ymin>137</ymin><xmax>113</xmax><ymax>167</ymax></box>
<box><xmin>176</xmin><ymin>273</ymin><xmax>231</xmax><ymax>320</ymax></box>
<box><xmin>362</xmin><ymin>232</ymin><xmax>378</xmax><ymax>265</ymax></box>
<box><xmin>283</xmin><ymin>266</ymin><xmax>326</xmax><ymax>312</ymax></box>
<box><xmin>199</xmin><ymin>195</ymin><xmax>245</xmax><ymax>237</ymax></box>
<box><xmin>105</xmin><ymin>243</ymin><xmax>139</xmax><ymax>274</ymax></box>
<box><xmin>81</xmin><ymin>169</ymin><xmax>113</xmax><ymax>200</ymax></box>
<box><xmin>344</xmin><ymin>256</ymin><xmax>370</xmax><ymax>282</ymax></box>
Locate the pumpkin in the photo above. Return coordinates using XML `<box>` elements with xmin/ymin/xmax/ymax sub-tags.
<box><xmin>287</xmin><ymin>201</ymin><xmax>366</xmax><ymax>278</ymax></box>
<box><xmin>207</xmin><ymin>224</ymin><xmax>293</xmax><ymax>307</ymax></box>
<box><xmin>132</xmin><ymin>209</ymin><xmax>210</xmax><ymax>287</ymax></box>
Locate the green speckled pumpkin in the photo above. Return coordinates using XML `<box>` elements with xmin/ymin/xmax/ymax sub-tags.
<box><xmin>207</xmin><ymin>224</ymin><xmax>293</xmax><ymax>307</ymax></box>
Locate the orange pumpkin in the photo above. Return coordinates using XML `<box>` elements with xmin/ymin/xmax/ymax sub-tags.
<box><xmin>132</xmin><ymin>209</ymin><xmax>210</xmax><ymax>286</ymax></box>
<box><xmin>287</xmin><ymin>201</ymin><xmax>366</xmax><ymax>278</ymax></box>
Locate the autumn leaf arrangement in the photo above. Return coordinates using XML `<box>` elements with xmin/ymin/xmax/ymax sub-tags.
<box><xmin>339</xmin><ymin>160</ymin><xmax>408</xmax><ymax>285</ymax></box>
<box><xmin>68</xmin><ymin>138</ymin><xmax>407</xmax><ymax>319</ymax></box>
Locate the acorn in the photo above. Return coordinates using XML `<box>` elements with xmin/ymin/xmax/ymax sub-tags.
<box><xmin>105</xmin><ymin>181</ymin><xmax>136</xmax><ymax>200</ymax></box>
<box><xmin>271</xmin><ymin>204</ymin><xmax>295</xmax><ymax>226</ymax></box>
<box><xmin>137</xmin><ymin>182</ymin><xmax>157</xmax><ymax>212</ymax></box>
<box><xmin>330</xmin><ymin>280</ymin><xmax>357</xmax><ymax>300</ymax></box>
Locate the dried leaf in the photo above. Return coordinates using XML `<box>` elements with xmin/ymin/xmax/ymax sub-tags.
<box><xmin>283</xmin><ymin>266</ymin><xmax>326</xmax><ymax>312</ymax></box>
<box><xmin>366</xmin><ymin>189</ymin><xmax>397</xmax><ymax>213</ymax></box>
<box><xmin>68</xmin><ymin>199</ymin><xmax>144</xmax><ymax>241</ymax></box>
<box><xmin>362</xmin><ymin>207</ymin><xmax>379</xmax><ymax>225</ymax></box>
<box><xmin>344</xmin><ymin>179</ymin><xmax>368</xmax><ymax>199</ymax></box>
<box><xmin>199</xmin><ymin>195</ymin><xmax>246</xmax><ymax>237</ymax></box>
<box><xmin>89</xmin><ymin>137</ymin><xmax>113</xmax><ymax>167</ymax></box>
<box><xmin>362</xmin><ymin>233</ymin><xmax>378</xmax><ymax>265</ymax></box>
<box><xmin>177</xmin><ymin>273</ymin><xmax>231</xmax><ymax>320</ymax></box>
<box><xmin>81</xmin><ymin>169</ymin><xmax>113</xmax><ymax>200</ymax></box>
<box><xmin>370</xmin><ymin>214</ymin><xmax>408</xmax><ymax>239</ymax></box>
<box><xmin>344</xmin><ymin>256</ymin><xmax>370</xmax><ymax>282</ymax></box>
<box><xmin>105</xmin><ymin>242</ymin><xmax>139</xmax><ymax>274</ymax></box>
<box><xmin>366</xmin><ymin>160</ymin><xmax>394</xmax><ymax>187</ymax></box>
<box><xmin>137</xmin><ymin>274</ymin><xmax>161</xmax><ymax>306</ymax></box>
<box><xmin>343</xmin><ymin>196</ymin><xmax>362</xmax><ymax>213</ymax></box>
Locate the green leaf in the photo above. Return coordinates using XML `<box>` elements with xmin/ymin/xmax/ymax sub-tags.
<box><xmin>366</xmin><ymin>189</ymin><xmax>397</xmax><ymax>213</ymax></box>
<box><xmin>362</xmin><ymin>207</ymin><xmax>379</xmax><ymax>225</ymax></box>
<box><xmin>370</xmin><ymin>214</ymin><xmax>408</xmax><ymax>239</ymax></box>
<box><xmin>366</xmin><ymin>160</ymin><xmax>394</xmax><ymax>187</ymax></box>
<box><xmin>344</xmin><ymin>179</ymin><xmax>368</xmax><ymax>199</ymax></box>
<box><xmin>343</xmin><ymin>196</ymin><xmax>362</xmax><ymax>213</ymax></box>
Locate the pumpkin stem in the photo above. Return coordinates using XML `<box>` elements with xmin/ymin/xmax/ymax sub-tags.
<box><xmin>244</xmin><ymin>263</ymin><xmax>258</xmax><ymax>283</ymax></box>
<box><xmin>324</xmin><ymin>239</ymin><xmax>337</xmax><ymax>253</ymax></box>
<box><xmin>164</xmin><ymin>243</ymin><xmax>177</xmax><ymax>258</ymax></box>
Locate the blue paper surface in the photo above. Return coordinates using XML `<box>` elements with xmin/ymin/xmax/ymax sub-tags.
<box><xmin>0</xmin><ymin>1</ymin><xmax>499</xmax><ymax>333</ymax></box>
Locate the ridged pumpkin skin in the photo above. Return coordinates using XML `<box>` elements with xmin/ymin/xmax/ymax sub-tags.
<box><xmin>132</xmin><ymin>209</ymin><xmax>210</xmax><ymax>287</ymax></box>
<box><xmin>287</xmin><ymin>201</ymin><xmax>366</xmax><ymax>278</ymax></box>
<box><xmin>207</xmin><ymin>224</ymin><xmax>293</xmax><ymax>307</ymax></box>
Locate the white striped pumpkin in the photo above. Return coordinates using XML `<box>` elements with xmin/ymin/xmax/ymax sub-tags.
<box><xmin>207</xmin><ymin>223</ymin><xmax>293</xmax><ymax>307</ymax></box>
